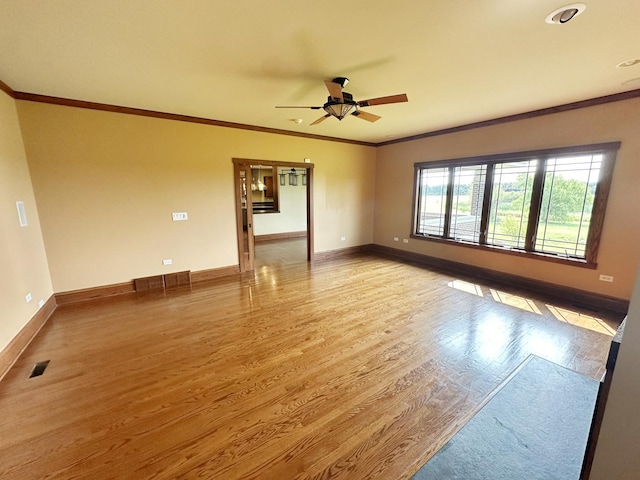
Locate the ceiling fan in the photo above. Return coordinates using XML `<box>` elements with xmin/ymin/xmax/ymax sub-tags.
<box><xmin>276</xmin><ymin>77</ymin><xmax>408</xmax><ymax>125</ymax></box>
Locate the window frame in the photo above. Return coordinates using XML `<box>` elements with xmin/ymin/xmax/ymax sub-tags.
<box><xmin>411</xmin><ymin>142</ymin><xmax>620</xmax><ymax>268</ymax></box>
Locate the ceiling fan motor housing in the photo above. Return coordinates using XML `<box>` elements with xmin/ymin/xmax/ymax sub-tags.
<box><xmin>332</xmin><ymin>77</ymin><xmax>349</xmax><ymax>87</ymax></box>
<box><xmin>327</xmin><ymin>91</ymin><xmax>354</xmax><ymax>105</ymax></box>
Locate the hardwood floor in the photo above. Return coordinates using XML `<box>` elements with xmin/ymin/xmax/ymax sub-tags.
<box><xmin>255</xmin><ymin>237</ymin><xmax>308</xmax><ymax>268</ymax></box>
<box><xmin>0</xmin><ymin>246</ymin><xmax>622</xmax><ymax>479</ymax></box>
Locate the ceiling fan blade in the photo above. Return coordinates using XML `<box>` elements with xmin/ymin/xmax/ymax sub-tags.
<box><xmin>324</xmin><ymin>80</ymin><xmax>344</xmax><ymax>101</ymax></box>
<box><xmin>275</xmin><ymin>106</ymin><xmax>322</xmax><ymax>109</ymax></box>
<box><xmin>351</xmin><ymin>110</ymin><xmax>381</xmax><ymax>123</ymax></box>
<box><xmin>357</xmin><ymin>93</ymin><xmax>408</xmax><ymax>107</ymax></box>
<box><xmin>310</xmin><ymin>114</ymin><xmax>331</xmax><ymax>125</ymax></box>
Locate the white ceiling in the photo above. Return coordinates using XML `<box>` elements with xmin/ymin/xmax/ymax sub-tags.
<box><xmin>1</xmin><ymin>1</ymin><xmax>639</xmax><ymax>144</ymax></box>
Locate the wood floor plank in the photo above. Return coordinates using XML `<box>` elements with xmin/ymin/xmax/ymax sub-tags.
<box><xmin>0</xmin><ymin>241</ymin><xmax>621</xmax><ymax>479</ymax></box>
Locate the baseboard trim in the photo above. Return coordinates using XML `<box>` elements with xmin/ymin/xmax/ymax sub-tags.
<box><xmin>54</xmin><ymin>267</ymin><xmax>240</xmax><ymax>305</ymax></box>
<box><xmin>314</xmin><ymin>244</ymin><xmax>374</xmax><ymax>262</ymax></box>
<box><xmin>254</xmin><ymin>231</ymin><xmax>307</xmax><ymax>242</ymax></box>
<box><xmin>0</xmin><ymin>295</ymin><xmax>57</xmax><ymax>382</ymax></box>
<box><xmin>55</xmin><ymin>281</ymin><xmax>136</xmax><ymax>305</ymax></box>
<box><xmin>370</xmin><ymin>244</ymin><xmax>629</xmax><ymax>315</ymax></box>
<box><xmin>191</xmin><ymin>265</ymin><xmax>240</xmax><ymax>283</ymax></box>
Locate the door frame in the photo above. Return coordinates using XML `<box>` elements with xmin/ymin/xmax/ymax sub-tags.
<box><xmin>232</xmin><ymin>158</ymin><xmax>315</xmax><ymax>272</ymax></box>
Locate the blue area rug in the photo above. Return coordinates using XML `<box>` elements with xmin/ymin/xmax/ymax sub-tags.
<box><xmin>412</xmin><ymin>356</ymin><xmax>598</xmax><ymax>480</ymax></box>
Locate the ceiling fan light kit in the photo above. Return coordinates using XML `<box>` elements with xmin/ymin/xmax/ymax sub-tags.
<box><xmin>276</xmin><ymin>77</ymin><xmax>408</xmax><ymax>126</ymax></box>
<box><xmin>324</xmin><ymin>91</ymin><xmax>357</xmax><ymax>120</ymax></box>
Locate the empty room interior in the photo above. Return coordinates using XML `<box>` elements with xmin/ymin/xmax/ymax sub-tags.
<box><xmin>2</xmin><ymin>2</ymin><xmax>640</xmax><ymax>479</ymax></box>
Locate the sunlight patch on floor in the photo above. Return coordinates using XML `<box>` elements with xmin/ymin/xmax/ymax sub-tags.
<box><xmin>447</xmin><ymin>280</ymin><xmax>484</xmax><ymax>296</ymax></box>
<box><xmin>490</xmin><ymin>289</ymin><xmax>542</xmax><ymax>315</ymax></box>
<box><xmin>447</xmin><ymin>279</ymin><xmax>616</xmax><ymax>337</ymax></box>
<box><xmin>546</xmin><ymin>304</ymin><xmax>616</xmax><ymax>336</ymax></box>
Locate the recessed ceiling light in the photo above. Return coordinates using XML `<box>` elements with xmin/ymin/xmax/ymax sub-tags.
<box><xmin>617</xmin><ymin>59</ymin><xmax>640</xmax><ymax>68</ymax></box>
<box><xmin>545</xmin><ymin>3</ymin><xmax>586</xmax><ymax>24</ymax></box>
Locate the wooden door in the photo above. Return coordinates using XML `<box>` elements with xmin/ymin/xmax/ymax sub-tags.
<box><xmin>234</xmin><ymin>163</ymin><xmax>254</xmax><ymax>271</ymax></box>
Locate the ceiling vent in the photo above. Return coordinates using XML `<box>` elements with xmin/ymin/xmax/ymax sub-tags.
<box><xmin>617</xmin><ymin>59</ymin><xmax>640</xmax><ymax>68</ymax></box>
<box><xmin>545</xmin><ymin>3</ymin><xmax>586</xmax><ymax>24</ymax></box>
<box><xmin>622</xmin><ymin>78</ymin><xmax>640</xmax><ymax>87</ymax></box>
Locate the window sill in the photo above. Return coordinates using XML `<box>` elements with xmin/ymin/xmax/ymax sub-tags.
<box><xmin>409</xmin><ymin>234</ymin><xmax>597</xmax><ymax>269</ymax></box>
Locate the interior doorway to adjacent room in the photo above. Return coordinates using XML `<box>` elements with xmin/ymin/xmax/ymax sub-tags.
<box><xmin>233</xmin><ymin>158</ymin><xmax>314</xmax><ymax>272</ymax></box>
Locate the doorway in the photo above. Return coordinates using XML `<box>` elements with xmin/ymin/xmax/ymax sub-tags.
<box><xmin>233</xmin><ymin>158</ymin><xmax>314</xmax><ymax>272</ymax></box>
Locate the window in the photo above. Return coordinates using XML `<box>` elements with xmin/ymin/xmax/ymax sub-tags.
<box><xmin>449</xmin><ymin>164</ymin><xmax>487</xmax><ymax>243</ymax></box>
<box><xmin>416</xmin><ymin>167</ymin><xmax>448</xmax><ymax>236</ymax></box>
<box><xmin>486</xmin><ymin>160</ymin><xmax>536</xmax><ymax>249</ymax></box>
<box><xmin>412</xmin><ymin>143</ymin><xmax>620</xmax><ymax>267</ymax></box>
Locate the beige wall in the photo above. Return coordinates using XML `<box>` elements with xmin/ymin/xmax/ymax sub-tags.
<box><xmin>590</xmin><ymin>264</ymin><xmax>640</xmax><ymax>479</ymax></box>
<box><xmin>7</xmin><ymin>96</ymin><xmax>639</xmax><ymax>300</ymax></box>
<box><xmin>16</xmin><ymin>101</ymin><xmax>376</xmax><ymax>293</ymax></box>
<box><xmin>0</xmin><ymin>92</ymin><xmax>52</xmax><ymax>352</ymax></box>
<box><xmin>375</xmin><ymin>98</ymin><xmax>640</xmax><ymax>300</ymax></box>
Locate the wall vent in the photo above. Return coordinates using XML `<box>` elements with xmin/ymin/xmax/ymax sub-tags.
<box><xmin>134</xmin><ymin>271</ymin><xmax>191</xmax><ymax>292</ymax></box>
<box><xmin>29</xmin><ymin>360</ymin><xmax>50</xmax><ymax>378</ymax></box>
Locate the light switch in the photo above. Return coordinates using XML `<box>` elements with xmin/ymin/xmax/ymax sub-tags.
<box><xmin>16</xmin><ymin>201</ymin><xmax>28</xmax><ymax>226</ymax></box>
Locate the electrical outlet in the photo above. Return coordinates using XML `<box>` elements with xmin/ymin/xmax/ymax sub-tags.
<box><xmin>25</xmin><ymin>293</ymin><xmax>32</xmax><ymax>303</ymax></box>
<box><xmin>163</xmin><ymin>259</ymin><xmax>173</xmax><ymax>266</ymax></box>
<box><xmin>393</xmin><ymin>237</ymin><xmax>399</xmax><ymax>242</ymax></box>
<box><xmin>172</xmin><ymin>212</ymin><xmax>188</xmax><ymax>221</ymax></box>
<box><xmin>599</xmin><ymin>274</ymin><xmax>614</xmax><ymax>283</ymax></box>
<box><xmin>403</xmin><ymin>239</ymin><xmax>409</xmax><ymax>244</ymax></box>
<box><xmin>340</xmin><ymin>236</ymin><xmax>346</xmax><ymax>241</ymax></box>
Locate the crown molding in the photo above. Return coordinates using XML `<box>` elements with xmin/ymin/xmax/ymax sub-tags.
<box><xmin>11</xmin><ymin>90</ymin><xmax>376</xmax><ymax>147</ymax></box>
<box><xmin>0</xmin><ymin>79</ymin><xmax>15</xmax><ymax>97</ymax></box>
<box><xmin>2</xmin><ymin>78</ymin><xmax>639</xmax><ymax>148</ymax></box>
<box><xmin>379</xmin><ymin>88</ymin><xmax>640</xmax><ymax>146</ymax></box>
